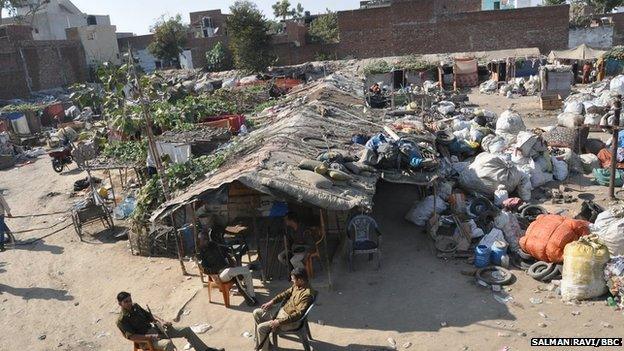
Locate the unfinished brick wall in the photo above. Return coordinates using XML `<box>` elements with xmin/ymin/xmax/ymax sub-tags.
<box><xmin>337</xmin><ymin>2</ymin><xmax>570</xmax><ymax>59</ymax></box>
<box><xmin>0</xmin><ymin>27</ymin><xmax>88</xmax><ymax>99</ymax></box>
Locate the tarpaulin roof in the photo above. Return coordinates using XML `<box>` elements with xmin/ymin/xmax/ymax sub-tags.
<box><xmin>548</xmin><ymin>44</ymin><xmax>607</xmax><ymax>61</ymax></box>
<box><xmin>150</xmin><ymin>73</ymin><xmax>383</xmax><ymax>222</ymax></box>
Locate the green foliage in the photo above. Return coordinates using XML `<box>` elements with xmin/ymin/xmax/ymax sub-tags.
<box><xmin>253</xmin><ymin>99</ymin><xmax>279</xmax><ymax>113</ymax></box>
<box><xmin>308</xmin><ymin>11</ymin><xmax>339</xmax><ymax>44</ymax></box>
<box><xmin>0</xmin><ymin>103</ymin><xmax>45</xmax><ymax>113</ymax></box>
<box><xmin>544</xmin><ymin>0</ymin><xmax>566</xmax><ymax>4</ymax></box>
<box><xmin>227</xmin><ymin>1</ymin><xmax>276</xmax><ymax>73</ymax></box>
<box><xmin>69</xmin><ymin>83</ymin><xmax>103</xmax><ymax>112</ymax></box>
<box><xmin>205</xmin><ymin>42</ymin><xmax>232</xmax><ymax>72</ymax></box>
<box><xmin>397</xmin><ymin>55</ymin><xmax>437</xmax><ymax>72</ymax></box>
<box><xmin>132</xmin><ymin>152</ymin><xmax>228</xmax><ymax>223</ymax></box>
<box><xmin>102</xmin><ymin>140</ymin><xmax>148</xmax><ymax>163</ymax></box>
<box><xmin>586</xmin><ymin>0</ymin><xmax>624</xmax><ymax>13</ymax></box>
<box><xmin>363</xmin><ymin>60</ymin><xmax>393</xmax><ymax>75</ymax></box>
<box><xmin>148</xmin><ymin>14</ymin><xmax>188</xmax><ymax>64</ymax></box>
<box><xmin>605</xmin><ymin>46</ymin><xmax>624</xmax><ymax>60</ymax></box>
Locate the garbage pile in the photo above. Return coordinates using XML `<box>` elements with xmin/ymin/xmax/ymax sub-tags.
<box><xmin>479</xmin><ymin>76</ymin><xmax>541</xmax><ymax>98</ymax></box>
<box><xmin>556</xmin><ymin>75</ymin><xmax>624</xmax><ymax>185</ymax></box>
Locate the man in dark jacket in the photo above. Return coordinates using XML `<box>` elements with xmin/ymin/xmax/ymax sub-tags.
<box><xmin>116</xmin><ymin>291</ymin><xmax>223</xmax><ymax>351</ymax></box>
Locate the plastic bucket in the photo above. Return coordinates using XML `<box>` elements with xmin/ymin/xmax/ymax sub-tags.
<box><xmin>475</xmin><ymin>244</ymin><xmax>491</xmax><ymax>268</ymax></box>
<box><xmin>490</xmin><ymin>240</ymin><xmax>508</xmax><ymax>265</ymax></box>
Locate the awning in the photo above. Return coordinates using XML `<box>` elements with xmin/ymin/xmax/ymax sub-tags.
<box><xmin>548</xmin><ymin>44</ymin><xmax>607</xmax><ymax>61</ymax></box>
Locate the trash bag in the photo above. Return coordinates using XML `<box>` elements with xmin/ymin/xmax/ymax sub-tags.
<box><xmin>494</xmin><ymin>211</ymin><xmax>523</xmax><ymax>253</ymax></box>
<box><xmin>458</xmin><ymin>152</ymin><xmax>524</xmax><ymax>197</ymax></box>
<box><xmin>437</xmin><ymin>101</ymin><xmax>456</xmax><ymax>115</ymax></box>
<box><xmin>551</xmin><ymin>157</ymin><xmax>569</xmax><ymax>181</ymax></box>
<box><xmin>519</xmin><ymin>214</ymin><xmax>590</xmax><ymax>263</ymax></box>
<box><xmin>591</xmin><ymin>206</ymin><xmax>624</xmax><ymax>256</ymax></box>
<box><xmin>496</xmin><ymin>109</ymin><xmax>526</xmax><ymax>137</ymax></box>
<box><xmin>405</xmin><ymin>195</ymin><xmax>448</xmax><ymax>227</ymax></box>
<box><xmin>557</xmin><ymin>112</ymin><xmax>584</xmax><ymax>129</ymax></box>
<box><xmin>610</xmin><ymin>75</ymin><xmax>624</xmax><ymax>95</ymax></box>
<box><xmin>515</xmin><ymin>131</ymin><xmax>546</xmax><ymax>157</ymax></box>
<box><xmin>481</xmin><ymin>134</ymin><xmax>508</xmax><ymax>154</ymax></box>
<box><xmin>561</xmin><ymin>235</ymin><xmax>610</xmax><ymax>301</ymax></box>
<box><xmin>583</xmin><ymin>113</ymin><xmax>602</xmax><ymax>126</ymax></box>
<box><xmin>563</xmin><ymin>101</ymin><xmax>584</xmax><ymax>115</ymax></box>
<box><xmin>479</xmin><ymin>80</ymin><xmax>498</xmax><ymax>93</ymax></box>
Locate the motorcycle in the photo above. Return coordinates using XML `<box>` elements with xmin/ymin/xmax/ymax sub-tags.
<box><xmin>48</xmin><ymin>145</ymin><xmax>73</xmax><ymax>173</ymax></box>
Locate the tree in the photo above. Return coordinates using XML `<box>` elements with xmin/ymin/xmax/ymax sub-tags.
<box><xmin>544</xmin><ymin>0</ymin><xmax>567</xmax><ymax>5</ymax></box>
<box><xmin>272</xmin><ymin>0</ymin><xmax>304</xmax><ymax>21</ymax></box>
<box><xmin>1</xmin><ymin>0</ymin><xmax>45</xmax><ymax>26</ymax></box>
<box><xmin>227</xmin><ymin>1</ymin><xmax>275</xmax><ymax>73</ymax></box>
<box><xmin>586</xmin><ymin>0</ymin><xmax>624</xmax><ymax>13</ymax></box>
<box><xmin>272</xmin><ymin>0</ymin><xmax>291</xmax><ymax>21</ymax></box>
<box><xmin>205</xmin><ymin>42</ymin><xmax>232</xmax><ymax>72</ymax></box>
<box><xmin>148</xmin><ymin>14</ymin><xmax>188</xmax><ymax>67</ymax></box>
<box><xmin>308</xmin><ymin>10</ymin><xmax>339</xmax><ymax>44</ymax></box>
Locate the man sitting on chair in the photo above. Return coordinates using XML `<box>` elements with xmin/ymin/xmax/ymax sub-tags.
<box><xmin>252</xmin><ymin>267</ymin><xmax>316</xmax><ymax>351</ymax></box>
<box><xmin>115</xmin><ymin>291</ymin><xmax>224</xmax><ymax>351</ymax></box>
<box><xmin>278</xmin><ymin>212</ymin><xmax>316</xmax><ymax>270</ymax></box>
<box><xmin>198</xmin><ymin>232</ymin><xmax>258</xmax><ymax>306</ymax></box>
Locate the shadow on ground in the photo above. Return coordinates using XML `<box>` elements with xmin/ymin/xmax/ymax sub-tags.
<box><xmin>0</xmin><ymin>283</ymin><xmax>74</xmax><ymax>301</ymax></box>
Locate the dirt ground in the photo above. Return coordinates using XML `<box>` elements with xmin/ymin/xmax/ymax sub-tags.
<box><xmin>1</xmin><ymin>91</ymin><xmax>624</xmax><ymax>351</ymax></box>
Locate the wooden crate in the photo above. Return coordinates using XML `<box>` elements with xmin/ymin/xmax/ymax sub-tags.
<box><xmin>540</xmin><ymin>94</ymin><xmax>563</xmax><ymax>110</ymax></box>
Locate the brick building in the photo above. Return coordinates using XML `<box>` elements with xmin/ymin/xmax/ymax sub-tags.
<box><xmin>0</xmin><ymin>24</ymin><xmax>88</xmax><ymax>100</ymax></box>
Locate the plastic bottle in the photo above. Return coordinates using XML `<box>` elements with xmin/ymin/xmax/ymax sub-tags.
<box><xmin>494</xmin><ymin>185</ymin><xmax>509</xmax><ymax>207</ymax></box>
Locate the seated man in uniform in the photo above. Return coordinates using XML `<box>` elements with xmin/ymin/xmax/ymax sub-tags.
<box><xmin>116</xmin><ymin>291</ymin><xmax>224</xmax><ymax>351</ymax></box>
<box><xmin>277</xmin><ymin>212</ymin><xmax>316</xmax><ymax>270</ymax></box>
<box><xmin>198</xmin><ymin>232</ymin><xmax>258</xmax><ymax>306</ymax></box>
<box><xmin>252</xmin><ymin>268</ymin><xmax>316</xmax><ymax>351</ymax></box>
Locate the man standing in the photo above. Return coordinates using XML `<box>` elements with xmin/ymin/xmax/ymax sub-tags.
<box><xmin>277</xmin><ymin>212</ymin><xmax>316</xmax><ymax>270</ymax></box>
<box><xmin>0</xmin><ymin>193</ymin><xmax>12</xmax><ymax>252</ymax></box>
<box><xmin>116</xmin><ymin>291</ymin><xmax>224</xmax><ymax>351</ymax></box>
<box><xmin>252</xmin><ymin>268</ymin><xmax>316</xmax><ymax>351</ymax></box>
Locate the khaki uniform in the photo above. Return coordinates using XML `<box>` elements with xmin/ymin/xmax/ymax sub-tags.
<box><xmin>253</xmin><ymin>285</ymin><xmax>315</xmax><ymax>351</ymax></box>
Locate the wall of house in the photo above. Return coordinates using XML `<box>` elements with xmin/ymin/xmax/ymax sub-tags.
<box><xmin>0</xmin><ymin>25</ymin><xmax>88</xmax><ymax>99</ymax></box>
<box><xmin>117</xmin><ymin>34</ymin><xmax>160</xmax><ymax>73</ymax></box>
<box><xmin>66</xmin><ymin>25</ymin><xmax>121</xmax><ymax>66</ymax></box>
<box><xmin>569</xmin><ymin>26</ymin><xmax>614</xmax><ymax>49</ymax></box>
<box><xmin>337</xmin><ymin>2</ymin><xmax>569</xmax><ymax>60</ymax></box>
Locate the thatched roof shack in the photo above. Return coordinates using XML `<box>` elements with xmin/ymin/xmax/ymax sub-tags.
<box><xmin>151</xmin><ymin>73</ymin><xmax>384</xmax><ymax>223</ymax></box>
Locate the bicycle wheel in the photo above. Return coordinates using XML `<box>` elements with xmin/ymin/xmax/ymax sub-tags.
<box><xmin>2</xmin><ymin>231</ymin><xmax>16</xmax><ymax>250</ymax></box>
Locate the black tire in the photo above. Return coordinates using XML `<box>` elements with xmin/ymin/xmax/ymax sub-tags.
<box><xmin>517</xmin><ymin>248</ymin><xmax>533</xmax><ymax>260</ymax></box>
<box><xmin>527</xmin><ymin>261</ymin><xmax>556</xmax><ymax>280</ymax></box>
<box><xmin>520</xmin><ymin>205</ymin><xmax>548</xmax><ymax>222</ymax></box>
<box><xmin>476</xmin><ymin>266</ymin><xmax>514</xmax><ymax>286</ymax></box>
<box><xmin>541</xmin><ymin>264</ymin><xmax>563</xmax><ymax>282</ymax></box>
<box><xmin>52</xmin><ymin>159</ymin><xmax>64</xmax><ymax>173</ymax></box>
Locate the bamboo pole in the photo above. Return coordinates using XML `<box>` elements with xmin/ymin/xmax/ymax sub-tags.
<box><xmin>170</xmin><ymin>213</ymin><xmax>188</xmax><ymax>276</ymax></box>
<box><xmin>319</xmin><ymin>209</ymin><xmax>333</xmax><ymax>291</ymax></box>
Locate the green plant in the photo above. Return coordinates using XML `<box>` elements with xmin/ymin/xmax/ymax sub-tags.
<box><xmin>0</xmin><ymin>103</ymin><xmax>45</xmax><ymax>113</ymax></box>
<box><xmin>227</xmin><ymin>1</ymin><xmax>276</xmax><ymax>73</ymax></box>
<box><xmin>308</xmin><ymin>10</ymin><xmax>339</xmax><ymax>44</ymax></box>
<box><xmin>102</xmin><ymin>140</ymin><xmax>148</xmax><ymax>163</ymax></box>
<box><xmin>69</xmin><ymin>83</ymin><xmax>103</xmax><ymax>112</ymax></box>
<box><xmin>148</xmin><ymin>14</ymin><xmax>188</xmax><ymax>66</ymax></box>
<box><xmin>363</xmin><ymin>60</ymin><xmax>392</xmax><ymax>75</ymax></box>
<box><xmin>397</xmin><ymin>55</ymin><xmax>436</xmax><ymax>72</ymax></box>
<box><xmin>205</xmin><ymin>42</ymin><xmax>232</xmax><ymax>72</ymax></box>
<box><xmin>605</xmin><ymin>46</ymin><xmax>624</xmax><ymax>60</ymax></box>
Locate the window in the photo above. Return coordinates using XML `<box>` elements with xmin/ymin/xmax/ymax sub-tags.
<box><xmin>87</xmin><ymin>15</ymin><xmax>97</xmax><ymax>25</ymax></box>
<box><xmin>201</xmin><ymin>17</ymin><xmax>215</xmax><ymax>38</ymax></box>
<box><xmin>494</xmin><ymin>1</ymin><xmax>501</xmax><ymax>10</ymax></box>
<box><xmin>87</xmin><ymin>32</ymin><xmax>96</xmax><ymax>40</ymax></box>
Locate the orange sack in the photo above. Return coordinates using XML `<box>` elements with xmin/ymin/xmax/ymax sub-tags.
<box><xmin>519</xmin><ymin>214</ymin><xmax>590</xmax><ymax>263</ymax></box>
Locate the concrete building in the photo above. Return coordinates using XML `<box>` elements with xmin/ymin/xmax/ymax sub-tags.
<box><xmin>66</xmin><ymin>25</ymin><xmax>121</xmax><ymax>66</ymax></box>
<box><xmin>12</xmin><ymin>0</ymin><xmax>109</xmax><ymax>40</ymax></box>
<box><xmin>482</xmin><ymin>0</ymin><xmax>543</xmax><ymax>11</ymax></box>
<box><xmin>117</xmin><ymin>34</ymin><xmax>160</xmax><ymax>73</ymax></box>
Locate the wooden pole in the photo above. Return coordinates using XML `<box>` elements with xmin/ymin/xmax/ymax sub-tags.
<box><xmin>319</xmin><ymin>209</ymin><xmax>333</xmax><ymax>291</ymax></box>
<box><xmin>190</xmin><ymin>202</ymin><xmax>204</xmax><ymax>284</ymax></box>
<box><xmin>107</xmin><ymin>171</ymin><xmax>117</xmax><ymax>206</ymax></box>
<box><xmin>609</xmin><ymin>102</ymin><xmax>621</xmax><ymax>200</ymax></box>
<box><xmin>252</xmin><ymin>214</ymin><xmax>266</xmax><ymax>283</ymax></box>
<box><xmin>127</xmin><ymin>47</ymin><xmax>171</xmax><ymax>201</ymax></box>
<box><xmin>170</xmin><ymin>213</ymin><xmax>188</xmax><ymax>276</ymax></box>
